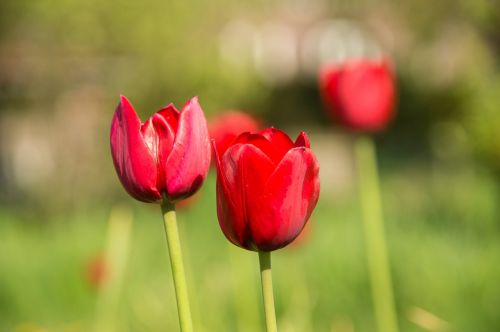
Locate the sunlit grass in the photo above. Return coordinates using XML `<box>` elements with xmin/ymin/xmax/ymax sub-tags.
<box><xmin>0</xmin><ymin>168</ymin><xmax>499</xmax><ymax>331</ymax></box>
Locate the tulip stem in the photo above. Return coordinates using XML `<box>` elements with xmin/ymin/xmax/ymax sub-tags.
<box><xmin>161</xmin><ymin>200</ymin><xmax>193</xmax><ymax>332</ymax></box>
<box><xmin>258</xmin><ymin>251</ymin><xmax>278</xmax><ymax>332</ymax></box>
<box><xmin>355</xmin><ymin>136</ymin><xmax>399</xmax><ymax>332</ymax></box>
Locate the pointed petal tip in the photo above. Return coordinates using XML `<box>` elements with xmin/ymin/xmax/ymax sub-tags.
<box><xmin>157</xmin><ymin>103</ymin><xmax>180</xmax><ymax>119</ymax></box>
<box><xmin>161</xmin><ymin>102</ymin><xmax>177</xmax><ymax>110</ymax></box>
<box><xmin>116</xmin><ymin>95</ymin><xmax>136</xmax><ymax>115</ymax></box>
<box><xmin>232</xmin><ymin>131</ymin><xmax>252</xmax><ymax>144</ymax></box>
<box><xmin>119</xmin><ymin>94</ymin><xmax>130</xmax><ymax>105</ymax></box>
<box><xmin>164</xmin><ymin>94</ymin><xmax>210</xmax><ymax>199</ymax></box>
<box><xmin>186</xmin><ymin>96</ymin><xmax>200</xmax><ymax>108</ymax></box>
<box><xmin>295</xmin><ymin>131</ymin><xmax>311</xmax><ymax>148</ymax></box>
<box><xmin>181</xmin><ymin>96</ymin><xmax>203</xmax><ymax>116</ymax></box>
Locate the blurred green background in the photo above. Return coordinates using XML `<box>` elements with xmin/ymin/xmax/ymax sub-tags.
<box><xmin>0</xmin><ymin>0</ymin><xmax>499</xmax><ymax>331</ymax></box>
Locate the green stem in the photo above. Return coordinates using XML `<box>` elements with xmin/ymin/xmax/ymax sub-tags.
<box><xmin>229</xmin><ymin>245</ymin><xmax>260</xmax><ymax>332</ymax></box>
<box><xmin>258</xmin><ymin>251</ymin><xmax>278</xmax><ymax>332</ymax></box>
<box><xmin>355</xmin><ymin>136</ymin><xmax>399</xmax><ymax>332</ymax></box>
<box><xmin>93</xmin><ymin>206</ymin><xmax>133</xmax><ymax>332</ymax></box>
<box><xmin>161</xmin><ymin>200</ymin><xmax>193</xmax><ymax>332</ymax></box>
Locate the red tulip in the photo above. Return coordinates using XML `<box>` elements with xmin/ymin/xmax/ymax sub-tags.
<box><xmin>110</xmin><ymin>96</ymin><xmax>210</xmax><ymax>203</ymax></box>
<box><xmin>86</xmin><ymin>255</ymin><xmax>107</xmax><ymax>288</ymax></box>
<box><xmin>319</xmin><ymin>58</ymin><xmax>396</xmax><ymax>132</ymax></box>
<box><xmin>209</xmin><ymin>111</ymin><xmax>261</xmax><ymax>158</ymax></box>
<box><xmin>213</xmin><ymin>128</ymin><xmax>320</xmax><ymax>251</ymax></box>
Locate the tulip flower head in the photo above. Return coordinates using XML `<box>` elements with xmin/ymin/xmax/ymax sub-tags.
<box><xmin>110</xmin><ymin>96</ymin><xmax>211</xmax><ymax>203</ymax></box>
<box><xmin>209</xmin><ymin>111</ymin><xmax>261</xmax><ymax>157</ymax></box>
<box><xmin>319</xmin><ymin>58</ymin><xmax>396</xmax><ymax>132</ymax></box>
<box><xmin>213</xmin><ymin>128</ymin><xmax>320</xmax><ymax>251</ymax></box>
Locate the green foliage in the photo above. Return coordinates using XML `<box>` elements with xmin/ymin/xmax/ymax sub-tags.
<box><xmin>0</xmin><ymin>169</ymin><xmax>499</xmax><ymax>331</ymax></box>
<box><xmin>0</xmin><ymin>0</ymin><xmax>499</xmax><ymax>330</ymax></box>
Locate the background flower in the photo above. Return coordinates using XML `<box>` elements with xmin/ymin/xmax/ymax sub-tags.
<box><xmin>319</xmin><ymin>59</ymin><xmax>396</xmax><ymax>132</ymax></box>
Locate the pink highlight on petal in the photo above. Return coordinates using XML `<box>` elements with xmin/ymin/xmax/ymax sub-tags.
<box><xmin>165</xmin><ymin>97</ymin><xmax>211</xmax><ymax>201</ymax></box>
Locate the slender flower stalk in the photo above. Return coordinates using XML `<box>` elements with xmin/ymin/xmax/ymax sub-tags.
<box><xmin>110</xmin><ymin>95</ymin><xmax>211</xmax><ymax>331</ymax></box>
<box><xmin>258</xmin><ymin>251</ymin><xmax>277</xmax><ymax>332</ymax></box>
<box><xmin>161</xmin><ymin>200</ymin><xmax>193</xmax><ymax>332</ymax></box>
<box><xmin>212</xmin><ymin>128</ymin><xmax>320</xmax><ymax>332</ymax></box>
<box><xmin>355</xmin><ymin>136</ymin><xmax>399</xmax><ymax>332</ymax></box>
<box><xmin>319</xmin><ymin>57</ymin><xmax>398</xmax><ymax>332</ymax></box>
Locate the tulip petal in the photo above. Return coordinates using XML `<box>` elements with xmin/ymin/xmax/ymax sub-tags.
<box><xmin>156</xmin><ymin>104</ymin><xmax>180</xmax><ymax>133</ymax></box>
<box><xmin>233</xmin><ymin>132</ymin><xmax>282</xmax><ymax>166</ymax></box>
<box><xmin>294</xmin><ymin>131</ymin><xmax>311</xmax><ymax>148</ymax></box>
<box><xmin>140</xmin><ymin>118</ymin><xmax>159</xmax><ymax>162</ymax></box>
<box><xmin>150</xmin><ymin>110</ymin><xmax>177</xmax><ymax>193</ymax></box>
<box><xmin>150</xmin><ymin>112</ymin><xmax>176</xmax><ymax>158</ymax></box>
<box><xmin>260</xmin><ymin>127</ymin><xmax>295</xmax><ymax>149</ymax></box>
<box><xmin>213</xmin><ymin>141</ymin><xmax>245</xmax><ymax>248</ymax></box>
<box><xmin>165</xmin><ymin>97</ymin><xmax>211</xmax><ymax>200</ymax></box>
<box><xmin>249</xmin><ymin>147</ymin><xmax>320</xmax><ymax>251</ymax></box>
<box><xmin>259</xmin><ymin>128</ymin><xmax>295</xmax><ymax>163</ymax></box>
<box><xmin>216</xmin><ymin>143</ymin><xmax>275</xmax><ymax>250</ymax></box>
<box><xmin>110</xmin><ymin>96</ymin><xmax>161</xmax><ymax>202</ymax></box>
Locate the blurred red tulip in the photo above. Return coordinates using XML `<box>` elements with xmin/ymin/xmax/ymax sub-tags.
<box><xmin>319</xmin><ymin>58</ymin><xmax>396</xmax><ymax>132</ymax></box>
<box><xmin>87</xmin><ymin>255</ymin><xmax>107</xmax><ymax>288</ymax></box>
<box><xmin>213</xmin><ymin>128</ymin><xmax>320</xmax><ymax>251</ymax></box>
<box><xmin>110</xmin><ymin>96</ymin><xmax>211</xmax><ymax>203</ymax></box>
<box><xmin>209</xmin><ymin>111</ymin><xmax>261</xmax><ymax>158</ymax></box>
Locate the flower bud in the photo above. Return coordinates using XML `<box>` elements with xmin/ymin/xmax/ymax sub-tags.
<box><xmin>213</xmin><ymin>128</ymin><xmax>320</xmax><ymax>251</ymax></box>
<box><xmin>319</xmin><ymin>58</ymin><xmax>396</xmax><ymax>132</ymax></box>
<box><xmin>110</xmin><ymin>96</ymin><xmax>210</xmax><ymax>203</ymax></box>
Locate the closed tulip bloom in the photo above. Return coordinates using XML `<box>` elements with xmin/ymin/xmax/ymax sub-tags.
<box><xmin>110</xmin><ymin>96</ymin><xmax>210</xmax><ymax>203</ymax></box>
<box><xmin>213</xmin><ymin>128</ymin><xmax>320</xmax><ymax>251</ymax></box>
<box><xmin>319</xmin><ymin>58</ymin><xmax>396</xmax><ymax>132</ymax></box>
